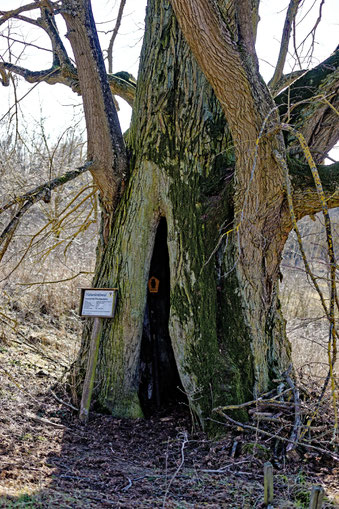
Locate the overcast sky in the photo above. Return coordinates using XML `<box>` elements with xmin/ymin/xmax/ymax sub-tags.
<box><xmin>0</xmin><ymin>0</ymin><xmax>338</xmax><ymax>154</ymax></box>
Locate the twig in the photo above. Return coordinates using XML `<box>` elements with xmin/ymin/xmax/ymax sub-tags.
<box><xmin>121</xmin><ymin>477</ymin><xmax>132</xmax><ymax>491</ymax></box>
<box><xmin>278</xmin><ymin>125</ymin><xmax>338</xmax><ymax>432</ymax></box>
<box><xmin>283</xmin><ymin>366</ymin><xmax>302</xmax><ymax>451</ymax></box>
<box><xmin>18</xmin><ymin>271</ymin><xmax>93</xmax><ymax>286</ymax></box>
<box><xmin>162</xmin><ymin>432</ymin><xmax>188</xmax><ymax>508</ymax></box>
<box><xmin>0</xmin><ymin>2</ymin><xmax>42</xmax><ymax>25</ymax></box>
<box><xmin>201</xmin><ymin>460</ymin><xmax>248</xmax><ymax>473</ymax></box>
<box><xmin>211</xmin><ymin>412</ymin><xmax>339</xmax><ymax>461</ymax></box>
<box><xmin>214</xmin><ymin>388</ymin><xmax>292</xmax><ymax>412</ymax></box>
<box><xmin>49</xmin><ymin>388</ymin><xmax>78</xmax><ymax>412</ymax></box>
<box><xmin>107</xmin><ymin>0</ymin><xmax>127</xmax><ymax>73</ymax></box>
<box><xmin>0</xmin><ymin>161</ymin><xmax>93</xmax><ymax>215</ymax></box>
<box><xmin>26</xmin><ymin>411</ymin><xmax>68</xmax><ymax>429</ymax></box>
<box><xmin>0</xmin><ymin>161</ymin><xmax>94</xmax><ymax>262</ymax></box>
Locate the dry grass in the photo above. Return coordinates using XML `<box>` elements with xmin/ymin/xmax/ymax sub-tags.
<box><xmin>280</xmin><ymin>210</ymin><xmax>339</xmax><ymax>380</ymax></box>
<box><xmin>0</xmin><ymin>122</ymin><xmax>98</xmax><ymax>321</ymax></box>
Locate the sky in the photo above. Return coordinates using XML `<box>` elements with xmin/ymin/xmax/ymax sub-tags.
<box><xmin>0</xmin><ymin>0</ymin><xmax>338</xmax><ymax>155</ymax></box>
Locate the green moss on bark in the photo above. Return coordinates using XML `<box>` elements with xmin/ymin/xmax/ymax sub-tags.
<box><xmin>76</xmin><ymin>0</ymin><xmax>291</xmax><ymax>429</ymax></box>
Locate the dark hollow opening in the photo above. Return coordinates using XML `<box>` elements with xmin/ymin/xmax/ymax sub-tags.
<box><xmin>139</xmin><ymin>218</ymin><xmax>187</xmax><ymax>416</ymax></box>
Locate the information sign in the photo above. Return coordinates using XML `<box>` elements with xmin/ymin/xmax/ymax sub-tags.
<box><xmin>80</xmin><ymin>288</ymin><xmax>117</xmax><ymax>318</ymax></box>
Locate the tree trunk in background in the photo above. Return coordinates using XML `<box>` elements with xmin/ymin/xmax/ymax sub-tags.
<box><xmin>76</xmin><ymin>0</ymin><xmax>291</xmax><ymax>428</ymax></box>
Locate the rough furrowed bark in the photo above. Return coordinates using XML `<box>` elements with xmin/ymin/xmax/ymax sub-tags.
<box><xmin>76</xmin><ymin>0</ymin><xmax>292</xmax><ymax>428</ymax></box>
<box><xmin>276</xmin><ymin>47</ymin><xmax>339</xmax><ymax>161</ymax></box>
<box><xmin>61</xmin><ymin>0</ymin><xmax>127</xmax><ymax>214</ymax></box>
<box><xmin>169</xmin><ymin>0</ymin><xmax>291</xmax><ymax>394</ymax></box>
<box><xmin>289</xmin><ymin>160</ymin><xmax>339</xmax><ymax>221</ymax></box>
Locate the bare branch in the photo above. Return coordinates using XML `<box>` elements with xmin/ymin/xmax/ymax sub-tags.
<box><xmin>0</xmin><ymin>61</ymin><xmax>136</xmax><ymax>105</ymax></box>
<box><xmin>3</xmin><ymin>14</ymin><xmax>42</xmax><ymax>28</ymax></box>
<box><xmin>0</xmin><ymin>2</ymin><xmax>43</xmax><ymax>26</ymax></box>
<box><xmin>288</xmin><ymin>159</ymin><xmax>339</xmax><ymax>220</ymax></box>
<box><xmin>1</xmin><ymin>1</ymin><xmax>136</xmax><ymax>108</ymax></box>
<box><xmin>284</xmin><ymin>366</ymin><xmax>302</xmax><ymax>451</ymax></box>
<box><xmin>38</xmin><ymin>3</ymin><xmax>74</xmax><ymax>68</ymax></box>
<box><xmin>269</xmin><ymin>70</ymin><xmax>306</xmax><ymax>97</ymax></box>
<box><xmin>276</xmin><ymin>47</ymin><xmax>339</xmax><ymax>157</ymax></box>
<box><xmin>276</xmin><ymin>46</ymin><xmax>339</xmax><ymax>114</ymax></box>
<box><xmin>0</xmin><ymin>62</ymin><xmax>67</xmax><ymax>87</ymax></box>
<box><xmin>1</xmin><ymin>161</ymin><xmax>93</xmax><ymax>215</ymax></box>
<box><xmin>62</xmin><ymin>0</ymin><xmax>127</xmax><ymax>215</ymax></box>
<box><xmin>107</xmin><ymin>0</ymin><xmax>127</xmax><ymax>74</ymax></box>
<box><xmin>0</xmin><ymin>161</ymin><xmax>93</xmax><ymax>259</ymax></box>
<box><xmin>0</xmin><ymin>34</ymin><xmax>53</xmax><ymax>53</ymax></box>
<box><xmin>18</xmin><ymin>271</ymin><xmax>93</xmax><ymax>286</ymax></box>
<box><xmin>294</xmin><ymin>0</ymin><xmax>326</xmax><ymax>68</ymax></box>
<box><xmin>268</xmin><ymin>0</ymin><xmax>301</xmax><ymax>91</ymax></box>
<box><xmin>108</xmin><ymin>71</ymin><xmax>136</xmax><ymax>106</ymax></box>
<box><xmin>212</xmin><ymin>411</ymin><xmax>339</xmax><ymax>460</ymax></box>
<box><xmin>234</xmin><ymin>0</ymin><xmax>257</xmax><ymax>65</ymax></box>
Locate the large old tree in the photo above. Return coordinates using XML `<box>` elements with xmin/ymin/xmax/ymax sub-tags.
<box><xmin>1</xmin><ymin>0</ymin><xmax>338</xmax><ymax>426</ymax></box>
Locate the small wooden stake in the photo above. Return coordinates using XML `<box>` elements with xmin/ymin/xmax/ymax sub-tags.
<box><xmin>79</xmin><ymin>317</ymin><xmax>103</xmax><ymax>424</ymax></box>
<box><xmin>264</xmin><ymin>461</ymin><xmax>273</xmax><ymax>506</ymax></box>
<box><xmin>309</xmin><ymin>486</ymin><xmax>324</xmax><ymax>509</ymax></box>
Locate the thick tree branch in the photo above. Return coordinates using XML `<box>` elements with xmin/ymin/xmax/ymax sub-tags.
<box><xmin>169</xmin><ymin>0</ymin><xmax>286</xmax><ymax>272</ymax></box>
<box><xmin>169</xmin><ymin>0</ymin><xmax>280</xmax><ymax>165</ymax></box>
<box><xmin>107</xmin><ymin>0</ymin><xmax>126</xmax><ymax>74</ymax></box>
<box><xmin>297</xmin><ymin>88</ymin><xmax>339</xmax><ymax>163</ymax></box>
<box><xmin>0</xmin><ymin>62</ymin><xmax>68</xmax><ymax>86</ymax></box>
<box><xmin>276</xmin><ymin>46</ymin><xmax>339</xmax><ymax>121</ymax></box>
<box><xmin>217</xmin><ymin>0</ymin><xmax>259</xmax><ymax>45</ymax></box>
<box><xmin>170</xmin><ymin>0</ymin><xmax>255</xmax><ymax>132</ymax></box>
<box><xmin>0</xmin><ymin>60</ymin><xmax>136</xmax><ymax>106</ymax></box>
<box><xmin>39</xmin><ymin>3</ymin><xmax>74</xmax><ymax>68</ymax></box>
<box><xmin>275</xmin><ymin>47</ymin><xmax>339</xmax><ymax>160</ymax></box>
<box><xmin>234</xmin><ymin>0</ymin><xmax>257</xmax><ymax>66</ymax></box>
<box><xmin>61</xmin><ymin>0</ymin><xmax>127</xmax><ymax>215</ymax></box>
<box><xmin>1</xmin><ymin>1</ymin><xmax>137</xmax><ymax>106</ymax></box>
<box><xmin>289</xmin><ymin>159</ymin><xmax>339</xmax><ymax>220</ymax></box>
<box><xmin>108</xmin><ymin>72</ymin><xmax>136</xmax><ymax>106</ymax></box>
<box><xmin>268</xmin><ymin>0</ymin><xmax>300</xmax><ymax>92</ymax></box>
<box><xmin>0</xmin><ymin>2</ymin><xmax>42</xmax><ymax>26</ymax></box>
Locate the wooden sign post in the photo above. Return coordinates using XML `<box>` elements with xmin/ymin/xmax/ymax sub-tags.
<box><xmin>264</xmin><ymin>461</ymin><xmax>274</xmax><ymax>507</ymax></box>
<box><xmin>79</xmin><ymin>288</ymin><xmax>117</xmax><ymax>424</ymax></box>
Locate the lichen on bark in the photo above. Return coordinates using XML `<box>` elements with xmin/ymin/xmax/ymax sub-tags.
<box><xmin>75</xmin><ymin>0</ymin><xmax>293</xmax><ymax>429</ymax></box>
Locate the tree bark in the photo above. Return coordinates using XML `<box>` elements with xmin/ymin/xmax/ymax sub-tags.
<box><xmin>62</xmin><ymin>0</ymin><xmax>127</xmax><ymax>214</ymax></box>
<box><xmin>76</xmin><ymin>0</ymin><xmax>292</xmax><ymax>427</ymax></box>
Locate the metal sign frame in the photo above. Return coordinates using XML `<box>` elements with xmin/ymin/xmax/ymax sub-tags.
<box><xmin>79</xmin><ymin>288</ymin><xmax>118</xmax><ymax>318</ymax></box>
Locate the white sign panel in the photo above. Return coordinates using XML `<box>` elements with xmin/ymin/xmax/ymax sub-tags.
<box><xmin>81</xmin><ymin>289</ymin><xmax>117</xmax><ymax>318</ymax></box>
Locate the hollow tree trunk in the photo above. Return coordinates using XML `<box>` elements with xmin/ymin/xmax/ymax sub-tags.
<box><xmin>77</xmin><ymin>0</ymin><xmax>291</xmax><ymax>427</ymax></box>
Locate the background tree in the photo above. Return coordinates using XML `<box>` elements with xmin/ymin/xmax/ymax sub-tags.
<box><xmin>0</xmin><ymin>0</ymin><xmax>338</xmax><ymax>428</ymax></box>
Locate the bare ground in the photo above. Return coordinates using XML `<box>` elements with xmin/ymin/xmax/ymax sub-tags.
<box><xmin>0</xmin><ymin>312</ymin><xmax>338</xmax><ymax>508</ymax></box>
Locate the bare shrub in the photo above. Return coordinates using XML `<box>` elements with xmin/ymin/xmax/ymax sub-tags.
<box><xmin>281</xmin><ymin>210</ymin><xmax>339</xmax><ymax>379</ymax></box>
<box><xmin>0</xmin><ymin>119</ymin><xmax>98</xmax><ymax>323</ymax></box>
